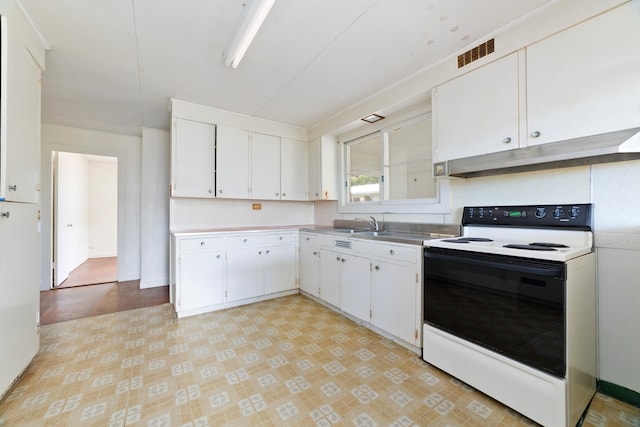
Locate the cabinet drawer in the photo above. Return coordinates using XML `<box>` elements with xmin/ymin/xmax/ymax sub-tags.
<box><xmin>299</xmin><ymin>233</ymin><xmax>322</xmax><ymax>246</ymax></box>
<box><xmin>321</xmin><ymin>236</ymin><xmax>371</xmax><ymax>256</ymax></box>
<box><xmin>226</xmin><ymin>234</ymin><xmax>264</xmax><ymax>248</ymax></box>
<box><xmin>180</xmin><ymin>237</ymin><xmax>225</xmax><ymax>252</ymax></box>
<box><xmin>372</xmin><ymin>243</ymin><xmax>417</xmax><ymax>263</ymax></box>
<box><xmin>264</xmin><ymin>232</ymin><xmax>297</xmax><ymax>245</ymax></box>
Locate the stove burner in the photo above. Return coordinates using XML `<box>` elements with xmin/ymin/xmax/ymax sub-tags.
<box><xmin>529</xmin><ymin>242</ymin><xmax>569</xmax><ymax>248</ymax></box>
<box><xmin>503</xmin><ymin>244</ymin><xmax>557</xmax><ymax>251</ymax></box>
<box><xmin>442</xmin><ymin>237</ymin><xmax>494</xmax><ymax>243</ymax></box>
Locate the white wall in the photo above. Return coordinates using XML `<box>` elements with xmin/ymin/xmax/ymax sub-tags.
<box><xmin>88</xmin><ymin>157</ymin><xmax>117</xmax><ymax>258</ymax></box>
<box><xmin>140</xmin><ymin>128</ymin><xmax>170</xmax><ymax>288</ymax></box>
<box><xmin>171</xmin><ymin>198</ymin><xmax>314</xmax><ymax>231</ymax></box>
<box><xmin>41</xmin><ymin>124</ymin><xmax>142</xmax><ymax>290</ymax></box>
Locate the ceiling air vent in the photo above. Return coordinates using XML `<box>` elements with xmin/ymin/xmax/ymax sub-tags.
<box><xmin>457</xmin><ymin>38</ymin><xmax>495</xmax><ymax>68</ymax></box>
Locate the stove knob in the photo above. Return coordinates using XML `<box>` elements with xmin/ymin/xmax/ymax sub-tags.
<box><xmin>570</xmin><ymin>206</ymin><xmax>580</xmax><ymax>219</ymax></box>
<box><xmin>553</xmin><ymin>207</ymin><xmax>563</xmax><ymax>218</ymax></box>
<box><xmin>535</xmin><ymin>207</ymin><xmax>546</xmax><ymax>218</ymax></box>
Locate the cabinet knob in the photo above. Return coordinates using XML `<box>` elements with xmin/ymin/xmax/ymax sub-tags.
<box><xmin>503</xmin><ymin>137</ymin><xmax>512</xmax><ymax>144</ymax></box>
<box><xmin>341</xmin><ymin>258</ymin><xmax>346</xmax><ymax>263</ymax></box>
<box><xmin>209</xmin><ymin>189</ymin><xmax>213</xmax><ymax>193</ymax></box>
<box><xmin>243</xmin><ymin>238</ymin><xmax>248</xmax><ymax>243</ymax></box>
<box><xmin>305</xmin><ymin>237</ymin><xmax>310</xmax><ymax>241</ymax></box>
<box><xmin>216</xmin><ymin>254</ymin><xmax>221</xmax><ymax>259</ymax></box>
<box><xmin>315</xmin><ymin>193</ymin><xmax>319</xmax><ymax>197</ymax></box>
<box><xmin>200</xmin><ymin>242</ymin><xmax>205</xmax><ymax>246</ymax></box>
<box><xmin>259</xmin><ymin>251</ymin><xmax>263</xmax><ymax>255</ymax></box>
<box><xmin>374</xmin><ymin>265</ymin><xmax>380</xmax><ymax>271</ymax></box>
<box><xmin>336</xmin><ymin>256</ymin><xmax>341</xmax><ymax>261</ymax></box>
<box><xmin>530</xmin><ymin>131</ymin><xmax>541</xmax><ymax>138</ymax></box>
<box><xmin>266</xmin><ymin>250</ymin><xmax>270</xmax><ymax>254</ymax></box>
<box><xmin>279</xmin><ymin>236</ymin><xmax>283</xmax><ymax>240</ymax></box>
<box><xmin>219</xmin><ymin>189</ymin><xmax>223</xmax><ymax>193</ymax></box>
<box><xmin>8</xmin><ymin>185</ymin><xmax>17</xmax><ymax>191</ymax></box>
<box><xmin>313</xmin><ymin>251</ymin><xmax>318</xmax><ymax>255</ymax></box>
<box><xmin>275</xmin><ymin>192</ymin><xmax>279</xmax><ymax>196</ymax></box>
<box><xmin>1</xmin><ymin>211</ymin><xmax>9</xmax><ymax>219</ymax></box>
<box><xmin>282</xmin><ymin>193</ymin><xmax>286</xmax><ymax>197</ymax></box>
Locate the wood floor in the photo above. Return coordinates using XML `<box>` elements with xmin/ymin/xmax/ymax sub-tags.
<box><xmin>40</xmin><ymin>280</ymin><xmax>169</xmax><ymax>325</ymax></box>
<box><xmin>57</xmin><ymin>256</ymin><xmax>118</xmax><ymax>288</ymax></box>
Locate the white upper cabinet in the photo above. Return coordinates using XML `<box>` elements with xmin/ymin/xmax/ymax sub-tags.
<box><xmin>280</xmin><ymin>138</ymin><xmax>307</xmax><ymax>201</ymax></box>
<box><xmin>250</xmin><ymin>132</ymin><xmax>281</xmax><ymax>200</ymax></box>
<box><xmin>216</xmin><ymin>124</ymin><xmax>250</xmax><ymax>199</ymax></box>
<box><xmin>433</xmin><ymin>53</ymin><xmax>520</xmax><ymax>163</ymax></box>
<box><xmin>526</xmin><ymin>2</ymin><xmax>640</xmax><ymax>146</ymax></box>
<box><xmin>1</xmin><ymin>15</ymin><xmax>43</xmax><ymax>203</ymax></box>
<box><xmin>171</xmin><ymin>118</ymin><xmax>216</xmax><ymax>198</ymax></box>
<box><xmin>307</xmin><ymin>135</ymin><xmax>338</xmax><ymax>201</ymax></box>
<box><xmin>433</xmin><ymin>2</ymin><xmax>640</xmax><ymax>162</ymax></box>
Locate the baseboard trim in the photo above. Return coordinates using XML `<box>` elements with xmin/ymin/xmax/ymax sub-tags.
<box><xmin>139</xmin><ymin>278</ymin><xmax>168</xmax><ymax>289</ymax></box>
<box><xmin>598</xmin><ymin>380</ymin><xmax>640</xmax><ymax>408</ymax></box>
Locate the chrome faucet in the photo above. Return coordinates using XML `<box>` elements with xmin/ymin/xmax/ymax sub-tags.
<box><xmin>369</xmin><ymin>216</ymin><xmax>379</xmax><ymax>231</ymax></box>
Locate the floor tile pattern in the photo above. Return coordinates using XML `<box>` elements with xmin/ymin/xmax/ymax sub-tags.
<box><xmin>1</xmin><ymin>295</ymin><xmax>639</xmax><ymax>426</ymax></box>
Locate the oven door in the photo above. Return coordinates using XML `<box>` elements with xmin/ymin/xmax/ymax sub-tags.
<box><xmin>424</xmin><ymin>247</ymin><xmax>566</xmax><ymax>377</ymax></box>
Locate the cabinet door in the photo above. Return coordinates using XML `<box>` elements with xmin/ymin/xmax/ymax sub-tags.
<box><xmin>250</xmin><ymin>132</ymin><xmax>280</xmax><ymax>200</ymax></box>
<box><xmin>2</xmin><ymin>41</ymin><xmax>41</xmax><ymax>202</ymax></box>
<box><xmin>371</xmin><ymin>260</ymin><xmax>418</xmax><ymax>345</ymax></box>
<box><xmin>226</xmin><ymin>246</ymin><xmax>264</xmax><ymax>301</ymax></box>
<box><xmin>307</xmin><ymin>136</ymin><xmax>338</xmax><ymax>201</ymax></box>
<box><xmin>179</xmin><ymin>249</ymin><xmax>225</xmax><ymax>311</ymax></box>
<box><xmin>340</xmin><ymin>254</ymin><xmax>371</xmax><ymax>321</ymax></box>
<box><xmin>216</xmin><ymin>125</ymin><xmax>250</xmax><ymax>199</ymax></box>
<box><xmin>526</xmin><ymin>2</ymin><xmax>640</xmax><ymax>146</ymax></box>
<box><xmin>281</xmin><ymin>138</ymin><xmax>307</xmax><ymax>201</ymax></box>
<box><xmin>433</xmin><ymin>53</ymin><xmax>520</xmax><ymax>162</ymax></box>
<box><xmin>319</xmin><ymin>249</ymin><xmax>342</xmax><ymax>308</ymax></box>
<box><xmin>264</xmin><ymin>244</ymin><xmax>297</xmax><ymax>294</ymax></box>
<box><xmin>299</xmin><ymin>242</ymin><xmax>320</xmax><ymax>296</ymax></box>
<box><xmin>0</xmin><ymin>202</ymin><xmax>40</xmax><ymax>395</ymax></box>
<box><xmin>172</xmin><ymin>118</ymin><xmax>215</xmax><ymax>198</ymax></box>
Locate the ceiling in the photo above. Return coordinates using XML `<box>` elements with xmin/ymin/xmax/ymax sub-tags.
<box><xmin>21</xmin><ymin>0</ymin><xmax>554</xmax><ymax>136</ymax></box>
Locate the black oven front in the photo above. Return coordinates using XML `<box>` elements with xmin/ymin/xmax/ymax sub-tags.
<box><xmin>423</xmin><ymin>247</ymin><xmax>566</xmax><ymax>377</ymax></box>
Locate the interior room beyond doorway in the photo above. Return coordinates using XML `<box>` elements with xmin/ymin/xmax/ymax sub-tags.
<box><xmin>52</xmin><ymin>152</ymin><xmax>118</xmax><ymax>288</ymax></box>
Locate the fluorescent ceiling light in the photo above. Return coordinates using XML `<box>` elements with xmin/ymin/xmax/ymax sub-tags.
<box><xmin>223</xmin><ymin>0</ymin><xmax>276</xmax><ymax>69</ymax></box>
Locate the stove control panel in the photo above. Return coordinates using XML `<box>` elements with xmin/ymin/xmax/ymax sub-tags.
<box><xmin>462</xmin><ymin>204</ymin><xmax>592</xmax><ymax>229</ymax></box>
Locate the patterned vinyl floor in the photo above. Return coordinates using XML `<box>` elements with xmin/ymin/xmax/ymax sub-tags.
<box><xmin>0</xmin><ymin>294</ymin><xmax>638</xmax><ymax>426</ymax></box>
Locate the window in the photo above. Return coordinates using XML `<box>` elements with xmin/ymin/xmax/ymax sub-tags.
<box><xmin>340</xmin><ymin>114</ymin><xmax>448</xmax><ymax>214</ymax></box>
<box><xmin>346</xmin><ymin>133</ymin><xmax>381</xmax><ymax>203</ymax></box>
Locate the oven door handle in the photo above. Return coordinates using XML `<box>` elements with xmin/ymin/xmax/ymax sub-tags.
<box><xmin>424</xmin><ymin>251</ymin><xmax>564</xmax><ymax>277</ymax></box>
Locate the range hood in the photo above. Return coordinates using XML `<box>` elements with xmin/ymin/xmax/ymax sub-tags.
<box><xmin>433</xmin><ymin>127</ymin><xmax>640</xmax><ymax>178</ymax></box>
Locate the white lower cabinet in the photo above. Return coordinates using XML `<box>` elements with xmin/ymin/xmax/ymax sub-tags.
<box><xmin>177</xmin><ymin>237</ymin><xmax>226</xmax><ymax>312</ymax></box>
<box><xmin>371</xmin><ymin>242</ymin><xmax>421</xmax><ymax>346</ymax></box>
<box><xmin>172</xmin><ymin>230</ymin><xmax>297</xmax><ymax>317</ymax></box>
<box><xmin>299</xmin><ymin>233</ymin><xmax>321</xmax><ymax>297</ymax></box>
<box><xmin>263</xmin><ymin>233</ymin><xmax>298</xmax><ymax>294</ymax></box>
<box><xmin>339</xmin><ymin>253</ymin><xmax>371</xmax><ymax>321</ymax></box>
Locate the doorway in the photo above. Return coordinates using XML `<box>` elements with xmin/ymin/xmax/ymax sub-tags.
<box><xmin>52</xmin><ymin>152</ymin><xmax>118</xmax><ymax>288</ymax></box>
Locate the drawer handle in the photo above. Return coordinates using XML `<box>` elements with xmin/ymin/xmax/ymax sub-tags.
<box><xmin>8</xmin><ymin>185</ymin><xmax>17</xmax><ymax>191</ymax></box>
<box><xmin>200</xmin><ymin>242</ymin><xmax>205</xmax><ymax>246</ymax></box>
<box><xmin>389</xmin><ymin>250</ymin><xmax>395</xmax><ymax>255</ymax></box>
<box><xmin>1</xmin><ymin>211</ymin><xmax>9</xmax><ymax>219</ymax></box>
